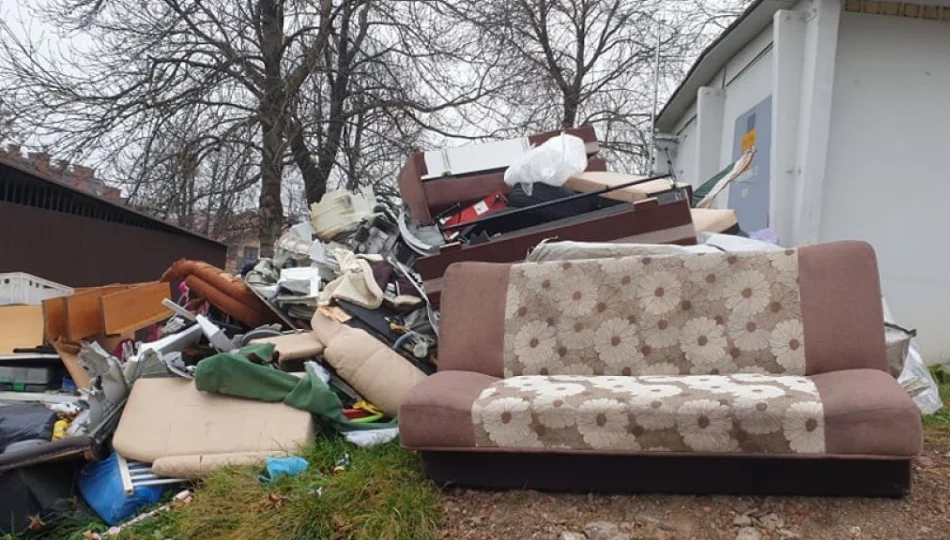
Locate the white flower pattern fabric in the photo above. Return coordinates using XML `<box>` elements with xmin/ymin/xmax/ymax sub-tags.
<box><xmin>472</xmin><ymin>375</ymin><xmax>825</xmax><ymax>454</ymax></box>
<box><xmin>783</xmin><ymin>401</ymin><xmax>825</xmax><ymax>453</ymax></box>
<box><xmin>723</xmin><ymin>270</ymin><xmax>772</xmax><ymax>317</ymax></box>
<box><xmin>503</xmin><ymin>251</ymin><xmax>805</xmax><ymax>377</ymax></box>
<box><xmin>771</xmin><ymin>320</ymin><xmax>806</xmax><ymax>373</ymax></box>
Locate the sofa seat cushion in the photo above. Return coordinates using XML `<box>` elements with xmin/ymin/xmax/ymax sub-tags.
<box><xmin>400</xmin><ymin>369</ymin><xmax>921</xmax><ymax>458</ymax></box>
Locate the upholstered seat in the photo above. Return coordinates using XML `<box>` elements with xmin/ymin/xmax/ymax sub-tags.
<box><xmin>401</xmin><ymin>369</ymin><xmax>920</xmax><ymax>458</ymax></box>
<box><xmin>401</xmin><ymin>242</ymin><xmax>923</xmax><ymax>495</ymax></box>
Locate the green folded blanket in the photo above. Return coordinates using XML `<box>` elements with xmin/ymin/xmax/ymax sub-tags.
<box><xmin>194</xmin><ymin>344</ymin><xmax>397</xmax><ymax>433</ymax></box>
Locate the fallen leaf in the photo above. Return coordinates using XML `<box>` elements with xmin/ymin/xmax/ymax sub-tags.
<box><xmin>27</xmin><ymin>515</ymin><xmax>45</xmax><ymax>531</ymax></box>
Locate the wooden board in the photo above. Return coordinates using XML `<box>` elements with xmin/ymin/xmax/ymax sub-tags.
<box><xmin>565</xmin><ymin>172</ymin><xmax>682</xmax><ymax>203</ymax></box>
<box><xmin>42</xmin><ymin>296</ymin><xmax>68</xmax><ymax>341</ymax></box>
<box><xmin>101</xmin><ymin>282</ymin><xmax>173</xmax><ymax>336</ymax></box>
<box><xmin>0</xmin><ymin>305</ymin><xmax>45</xmax><ymax>354</ymax></box>
<box><xmin>65</xmin><ymin>285</ymin><xmax>132</xmax><ymax>341</ymax></box>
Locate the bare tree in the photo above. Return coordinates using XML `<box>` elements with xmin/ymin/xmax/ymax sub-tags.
<box><xmin>0</xmin><ymin>95</ymin><xmax>20</xmax><ymax>144</ymax></box>
<box><xmin>446</xmin><ymin>0</ymin><xmax>744</xmax><ymax>172</ymax></box>
<box><xmin>0</xmin><ymin>0</ymin><xmax>492</xmax><ymax>255</ymax></box>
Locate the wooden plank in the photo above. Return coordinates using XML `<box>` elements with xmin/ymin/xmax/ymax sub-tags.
<box><xmin>565</xmin><ymin>172</ymin><xmax>683</xmax><ymax>203</ymax></box>
<box><xmin>100</xmin><ymin>282</ymin><xmax>173</xmax><ymax>336</ymax></box>
<box><xmin>0</xmin><ymin>305</ymin><xmax>45</xmax><ymax>354</ymax></box>
<box><xmin>65</xmin><ymin>285</ymin><xmax>132</xmax><ymax>341</ymax></box>
<box><xmin>42</xmin><ymin>296</ymin><xmax>68</xmax><ymax>341</ymax></box>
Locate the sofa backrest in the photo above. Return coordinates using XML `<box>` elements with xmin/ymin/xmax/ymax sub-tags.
<box><xmin>437</xmin><ymin>241</ymin><xmax>887</xmax><ymax>378</ymax></box>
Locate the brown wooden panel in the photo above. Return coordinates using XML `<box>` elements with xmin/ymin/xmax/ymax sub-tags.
<box><xmin>101</xmin><ymin>281</ymin><xmax>173</xmax><ymax>336</ymax></box>
<box><xmin>401</xmin><ymin>125</ymin><xmax>603</xmax><ymax>224</ymax></box>
<box><xmin>65</xmin><ymin>285</ymin><xmax>132</xmax><ymax>341</ymax></box>
<box><xmin>42</xmin><ymin>296</ymin><xmax>68</xmax><ymax>342</ymax></box>
<box><xmin>0</xmin><ymin>201</ymin><xmax>227</xmax><ymax>289</ymax></box>
<box><xmin>398</xmin><ymin>152</ymin><xmax>431</xmax><ymax>222</ymax></box>
<box><xmin>0</xmin><ymin>305</ymin><xmax>44</xmax><ymax>354</ymax></box>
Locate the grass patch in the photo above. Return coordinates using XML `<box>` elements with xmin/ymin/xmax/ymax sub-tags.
<box><xmin>923</xmin><ymin>365</ymin><xmax>950</xmax><ymax>445</ymax></box>
<box><xmin>19</xmin><ymin>438</ymin><xmax>439</xmax><ymax>540</ymax></box>
<box><xmin>163</xmin><ymin>438</ymin><xmax>438</xmax><ymax>540</ymax></box>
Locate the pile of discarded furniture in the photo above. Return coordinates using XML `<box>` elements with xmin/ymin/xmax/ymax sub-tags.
<box><xmin>0</xmin><ymin>125</ymin><xmax>941</xmax><ymax>534</ymax></box>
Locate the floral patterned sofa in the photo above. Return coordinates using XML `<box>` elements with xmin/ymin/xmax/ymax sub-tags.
<box><xmin>399</xmin><ymin>241</ymin><xmax>923</xmax><ymax>496</ymax></box>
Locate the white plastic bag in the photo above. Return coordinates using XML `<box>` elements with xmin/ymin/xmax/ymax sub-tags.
<box><xmin>883</xmin><ymin>298</ymin><xmax>943</xmax><ymax>415</ymax></box>
<box><xmin>504</xmin><ymin>134</ymin><xmax>587</xmax><ymax>195</ymax></box>
<box><xmin>344</xmin><ymin>427</ymin><xmax>399</xmax><ymax>448</ymax></box>
<box><xmin>898</xmin><ymin>343</ymin><xmax>943</xmax><ymax>415</ymax></box>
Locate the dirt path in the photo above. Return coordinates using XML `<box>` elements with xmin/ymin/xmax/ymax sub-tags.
<box><xmin>439</xmin><ymin>444</ymin><xmax>950</xmax><ymax>540</ymax></box>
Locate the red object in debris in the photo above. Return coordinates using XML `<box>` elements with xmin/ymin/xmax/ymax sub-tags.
<box><xmin>343</xmin><ymin>408</ymin><xmax>372</xmax><ymax>420</ymax></box>
<box><xmin>441</xmin><ymin>191</ymin><xmax>508</xmax><ymax>229</ymax></box>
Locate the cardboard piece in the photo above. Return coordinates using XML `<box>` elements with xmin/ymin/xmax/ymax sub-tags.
<box><xmin>249</xmin><ymin>332</ymin><xmax>325</xmax><ymax>362</ymax></box>
<box><xmin>50</xmin><ymin>338</ymin><xmax>92</xmax><ymax>389</ymax></box>
<box><xmin>0</xmin><ymin>305</ymin><xmax>44</xmax><ymax>355</ymax></box>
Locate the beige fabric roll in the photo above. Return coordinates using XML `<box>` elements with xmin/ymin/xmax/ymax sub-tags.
<box><xmin>250</xmin><ymin>332</ymin><xmax>325</xmax><ymax>362</ymax></box>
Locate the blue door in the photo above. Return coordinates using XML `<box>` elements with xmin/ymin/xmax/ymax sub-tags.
<box><xmin>728</xmin><ymin>96</ymin><xmax>772</xmax><ymax>232</ymax></box>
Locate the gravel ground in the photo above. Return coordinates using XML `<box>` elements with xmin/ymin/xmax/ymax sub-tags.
<box><xmin>438</xmin><ymin>443</ymin><xmax>950</xmax><ymax>540</ymax></box>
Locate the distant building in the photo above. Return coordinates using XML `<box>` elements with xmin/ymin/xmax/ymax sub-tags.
<box><xmin>2</xmin><ymin>145</ymin><xmax>123</xmax><ymax>202</ymax></box>
<box><xmin>0</xmin><ymin>144</ymin><xmax>227</xmax><ymax>287</ymax></box>
<box><xmin>653</xmin><ymin>0</ymin><xmax>950</xmax><ymax>361</ymax></box>
<box><xmin>190</xmin><ymin>210</ymin><xmax>261</xmax><ymax>273</ymax></box>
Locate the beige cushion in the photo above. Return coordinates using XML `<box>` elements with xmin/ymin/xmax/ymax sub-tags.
<box><xmin>314</xmin><ymin>312</ymin><xmax>426</xmax><ymax>417</ymax></box>
<box><xmin>113</xmin><ymin>377</ymin><xmax>314</xmax><ymax>466</ymax></box>
<box><xmin>403</xmin><ymin>369</ymin><xmax>921</xmax><ymax>458</ymax></box>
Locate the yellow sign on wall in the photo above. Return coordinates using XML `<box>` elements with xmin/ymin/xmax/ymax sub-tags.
<box><xmin>741</xmin><ymin>128</ymin><xmax>758</xmax><ymax>153</ymax></box>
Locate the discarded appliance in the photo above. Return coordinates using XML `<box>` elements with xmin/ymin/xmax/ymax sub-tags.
<box><xmin>398</xmin><ymin>125</ymin><xmax>605</xmax><ymax>224</ymax></box>
<box><xmin>310</xmin><ymin>186</ymin><xmax>378</xmax><ymax>241</ymax></box>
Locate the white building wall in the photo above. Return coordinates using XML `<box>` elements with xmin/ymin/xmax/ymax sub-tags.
<box><xmin>668</xmin><ymin>113</ymin><xmax>698</xmax><ymax>186</ymax></box>
<box><xmin>821</xmin><ymin>11</ymin><xmax>950</xmax><ymax>361</ymax></box>
<box><xmin>665</xmin><ymin>29</ymin><xmax>775</xmax><ymax>196</ymax></box>
<box><xmin>717</xmin><ymin>47</ymin><xmax>773</xmax><ymax>184</ymax></box>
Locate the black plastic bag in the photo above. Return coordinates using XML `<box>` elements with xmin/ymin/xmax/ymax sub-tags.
<box><xmin>0</xmin><ymin>404</ymin><xmax>57</xmax><ymax>451</ymax></box>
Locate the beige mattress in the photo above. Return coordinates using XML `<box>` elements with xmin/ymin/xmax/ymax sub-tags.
<box><xmin>113</xmin><ymin>377</ymin><xmax>314</xmax><ymax>476</ymax></box>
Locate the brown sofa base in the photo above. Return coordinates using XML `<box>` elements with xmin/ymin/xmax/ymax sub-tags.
<box><xmin>419</xmin><ymin>451</ymin><xmax>911</xmax><ymax>498</ymax></box>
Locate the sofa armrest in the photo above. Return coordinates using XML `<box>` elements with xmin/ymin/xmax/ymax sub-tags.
<box><xmin>437</xmin><ymin>262</ymin><xmax>512</xmax><ymax>377</ymax></box>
